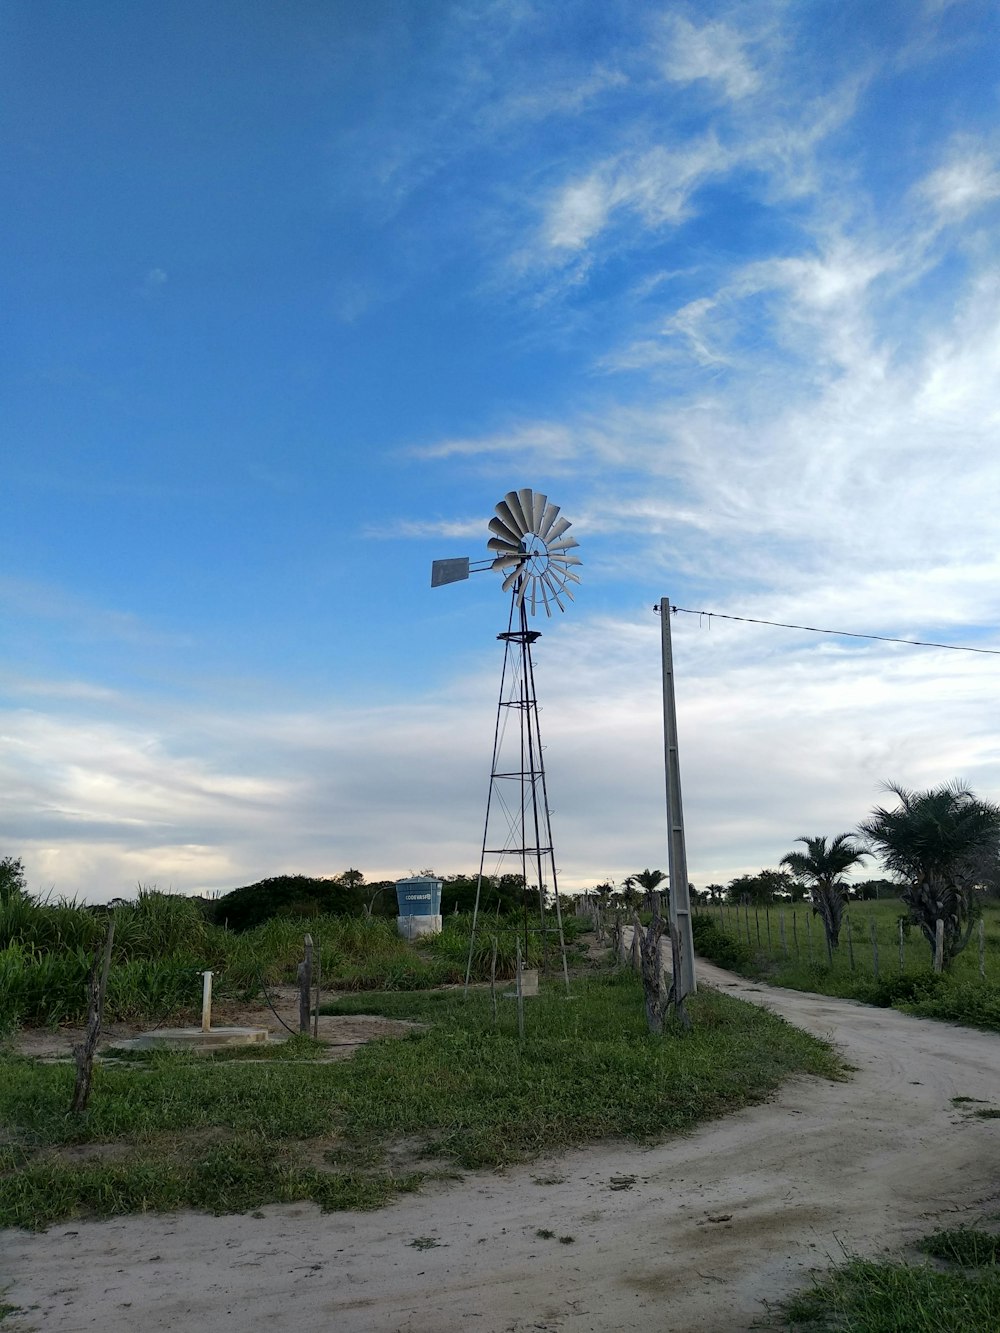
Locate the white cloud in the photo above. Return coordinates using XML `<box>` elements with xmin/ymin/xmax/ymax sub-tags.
<box><xmin>918</xmin><ymin>142</ymin><xmax>1000</xmax><ymax>220</ymax></box>
<box><xmin>542</xmin><ymin>136</ymin><xmax>730</xmax><ymax>254</ymax></box>
<box><xmin>408</xmin><ymin>420</ymin><xmax>579</xmax><ymax>462</ymax></box>
<box><xmin>659</xmin><ymin>16</ymin><xmax>762</xmax><ymax>100</ymax></box>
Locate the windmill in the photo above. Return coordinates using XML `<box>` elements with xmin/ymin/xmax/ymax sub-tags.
<box><xmin>432</xmin><ymin>488</ymin><xmax>581</xmax><ymax>993</ymax></box>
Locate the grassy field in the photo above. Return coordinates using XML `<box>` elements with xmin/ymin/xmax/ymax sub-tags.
<box><xmin>0</xmin><ymin>890</ymin><xmax>573</xmax><ymax>1031</ymax></box>
<box><xmin>694</xmin><ymin>899</ymin><xmax>1000</xmax><ymax>1031</ymax></box>
<box><xmin>0</xmin><ymin>967</ymin><xmax>843</xmax><ymax>1231</ymax></box>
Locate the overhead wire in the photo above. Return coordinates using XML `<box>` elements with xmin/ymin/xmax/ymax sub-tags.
<box><xmin>666</xmin><ymin>605</ymin><xmax>1000</xmax><ymax>656</ymax></box>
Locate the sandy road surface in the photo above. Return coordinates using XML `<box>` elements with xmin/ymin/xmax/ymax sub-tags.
<box><xmin>4</xmin><ymin>961</ymin><xmax>1000</xmax><ymax>1333</ymax></box>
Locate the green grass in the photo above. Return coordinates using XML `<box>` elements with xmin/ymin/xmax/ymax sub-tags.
<box><xmin>776</xmin><ymin>1225</ymin><xmax>1000</xmax><ymax>1331</ymax></box>
<box><xmin>0</xmin><ymin>971</ymin><xmax>843</xmax><ymax>1229</ymax></box>
<box><xmin>695</xmin><ymin>902</ymin><xmax>1000</xmax><ymax>1032</ymax></box>
<box><xmin>778</xmin><ymin>1256</ymin><xmax>1000</xmax><ymax>1331</ymax></box>
<box><xmin>919</xmin><ymin>1227</ymin><xmax>1000</xmax><ymax>1267</ymax></box>
<box><xmin>0</xmin><ymin>900</ymin><xmax>583</xmax><ymax>1031</ymax></box>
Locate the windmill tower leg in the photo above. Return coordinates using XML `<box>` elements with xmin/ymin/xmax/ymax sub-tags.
<box><xmin>464</xmin><ymin>590</ymin><xmax>571</xmax><ymax>996</ymax></box>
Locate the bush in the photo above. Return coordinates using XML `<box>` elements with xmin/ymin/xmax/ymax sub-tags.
<box><xmin>691</xmin><ymin>915</ymin><xmax>761</xmax><ymax>975</ymax></box>
<box><xmin>207</xmin><ymin>876</ymin><xmax>371</xmax><ymax>932</ymax></box>
<box><xmin>853</xmin><ymin>970</ymin><xmax>947</xmax><ymax>1008</ymax></box>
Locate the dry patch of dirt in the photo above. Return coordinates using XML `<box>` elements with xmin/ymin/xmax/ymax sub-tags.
<box><xmin>8</xmin><ymin>986</ymin><xmax>423</xmax><ymax>1062</ymax></box>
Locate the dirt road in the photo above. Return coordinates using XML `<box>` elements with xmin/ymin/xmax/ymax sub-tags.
<box><xmin>4</xmin><ymin>960</ymin><xmax>1000</xmax><ymax>1332</ymax></box>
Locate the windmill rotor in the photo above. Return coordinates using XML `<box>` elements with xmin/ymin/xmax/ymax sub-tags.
<box><xmin>486</xmin><ymin>488</ymin><xmax>582</xmax><ymax>617</ymax></box>
<box><xmin>430</xmin><ymin>487</ymin><xmax>581</xmax><ymax>616</ymax></box>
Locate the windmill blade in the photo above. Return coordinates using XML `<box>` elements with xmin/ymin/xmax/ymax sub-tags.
<box><xmin>537</xmin><ymin>502</ymin><xmax>561</xmax><ymax>540</ymax></box>
<box><xmin>529</xmin><ymin>577</ymin><xmax>538</xmax><ymax>616</ymax></box>
<box><xmin>545</xmin><ymin>517</ymin><xmax>572</xmax><ymax>543</ymax></box>
<box><xmin>545</xmin><ymin>536</ymin><xmax>579</xmax><ymax>553</ymax></box>
<box><xmin>541</xmin><ymin>569</ymin><xmax>572</xmax><ymax>607</ymax></box>
<box><xmin>515</xmin><ymin>575</ymin><xmax>530</xmax><ymax>609</ymax></box>
<box><xmin>517</xmin><ymin>488</ymin><xmax>536</xmax><ymax>532</ymax></box>
<box><xmin>548</xmin><ymin>565</ymin><xmax>581</xmax><ymax>590</ymax></box>
<box><xmin>488</xmin><ymin>536</ymin><xmax>521</xmax><ymax>555</ymax></box>
<box><xmin>540</xmin><ymin>570</ymin><xmax>566</xmax><ymax>611</ymax></box>
<box><xmin>489</xmin><ymin>514</ymin><xmax>522</xmax><ymax>544</ymax></box>
<box><xmin>504</xmin><ymin>490</ymin><xmax>531</xmax><ymax>535</ymax></box>
<box><xmin>501</xmin><ymin>565</ymin><xmax>523</xmax><ymax>594</ymax></box>
<box><xmin>491</xmin><ymin>554</ymin><xmax>521</xmax><ymax>571</ymax></box>
<box><xmin>548</xmin><ymin>555</ymin><xmax>582</xmax><ymax>577</ymax></box>
<box><xmin>496</xmin><ymin>498</ymin><xmax>528</xmax><ymax>540</ymax></box>
<box><xmin>530</xmin><ymin>492</ymin><xmax>547</xmax><ymax>533</ymax></box>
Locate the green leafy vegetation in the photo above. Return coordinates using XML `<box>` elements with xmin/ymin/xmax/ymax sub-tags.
<box><xmin>693</xmin><ymin>901</ymin><xmax>1000</xmax><ymax>1032</ymax></box>
<box><xmin>0</xmin><ymin>891</ymin><xmax>581</xmax><ymax>1031</ymax></box>
<box><xmin>0</xmin><ymin>972</ymin><xmax>842</xmax><ymax>1229</ymax></box>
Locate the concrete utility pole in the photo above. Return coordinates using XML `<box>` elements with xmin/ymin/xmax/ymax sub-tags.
<box><xmin>659</xmin><ymin>597</ymin><xmax>697</xmax><ymax>996</ymax></box>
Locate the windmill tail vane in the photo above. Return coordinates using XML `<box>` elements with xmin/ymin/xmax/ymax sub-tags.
<box><xmin>431</xmin><ymin>488</ymin><xmax>582</xmax><ymax>617</ymax></box>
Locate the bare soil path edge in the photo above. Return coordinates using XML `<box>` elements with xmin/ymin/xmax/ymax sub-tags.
<box><xmin>4</xmin><ymin>960</ymin><xmax>1000</xmax><ymax>1333</ymax></box>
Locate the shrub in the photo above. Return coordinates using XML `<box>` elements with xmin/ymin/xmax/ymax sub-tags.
<box><xmin>853</xmin><ymin>970</ymin><xmax>947</xmax><ymax>1008</ymax></box>
<box><xmin>691</xmin><ymin>914</ymin><xmax>761</xmax><ymax>974</ymax></box>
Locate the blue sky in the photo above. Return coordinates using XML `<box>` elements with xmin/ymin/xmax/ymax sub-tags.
<box><xmin>4</xmin><ymin>0</ymin><xmax>1000</xmax><ymax>902</ymax></box>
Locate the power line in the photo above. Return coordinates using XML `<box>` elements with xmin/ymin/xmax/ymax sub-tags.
<box><xmin>665</xmin><ymin>605</ymin><xmax>1000</xmax><ymax>656</ymax></box>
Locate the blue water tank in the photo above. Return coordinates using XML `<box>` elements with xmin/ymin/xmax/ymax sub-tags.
<box><xmin>394</xmin><ymin>876</ymin><xmax>443</xmax><ymax>916</ymax></box>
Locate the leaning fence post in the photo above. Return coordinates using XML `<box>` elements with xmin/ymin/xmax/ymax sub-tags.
<box><xmin>934</xmin><ymin>919</ymin><xmax>944</xmax><ymax>974</ymax></box>
<box><xmin>298</xmin><ymin>933</ymin><xmax>313</xmax><ymax>1034</ymax></box>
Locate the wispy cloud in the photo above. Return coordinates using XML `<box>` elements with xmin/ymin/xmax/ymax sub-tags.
<box><xmin>658</xmin><ymin>15</ymin><xmax>763</xmax><ymax>100</ymax></box>
<box><xmin>917</xmin><ymin>139</ymin><xmax>1000</xmax><ymax>220</ymax></box>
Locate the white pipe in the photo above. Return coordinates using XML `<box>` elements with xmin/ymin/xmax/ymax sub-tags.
<box><xmin>201</xmin><ymin>970</ymin><xmax>213</xmax><ymax>1032</ymax></box>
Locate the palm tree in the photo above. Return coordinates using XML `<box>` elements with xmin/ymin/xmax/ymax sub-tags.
<box><xmin>859</xmin><ymin>781</ymin><xmax>1000</xmax><ymax>968</ymax></box>
<box><xmin>780</xmin><ymin>834</ymin><xmax>868</xmax><ymax>959</ymax></box>
<box><xmin>624</xmin><ymin>868</ymin><xmax>667</xmax><ymax>913</ymax></box>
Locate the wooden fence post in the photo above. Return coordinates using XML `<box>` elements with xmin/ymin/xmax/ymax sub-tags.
<box><xmin>869</xmin><ymin>919</ymin><xmax>880</xmax><ymax>980</ymax></box>
<box><xmin>846</xmin><ymin>913</ymin><xmax>855</xmax><ymax>974</ymax></box>
<box><xmin>979</xmin><ymin>918</ymin><xmax>986</xmax><ymax>981</ymax></box>
<box><xmin>515</xmin><ymin>938</ymin><xmax>525</xmax><ymax>1040</ymax></box>
<box><xmin>933</xmin><ymin>919</ymin><xmax>944</xmax><ymax>974</ymax></box>
<box><xmin>792</xmin><ymin>910</ymin><xmax>799</xmax><ymax>959</ymax></box>
<box><xmin>298</xmin><ymin>933</ymin><xmax>313</xmax><ymax>1034</ymax></box>
<box><xmin>313</xmin><ymin>942</ymin><xmax>322</xmax><ymax>1039</ymax></box>
<box><xmin>898</xmin><ymin>918</ymin><xmax>904</xmax><ymax>974</ymax></box>
<box><xmin>70</xmin><ymin>915</ymin><xmax>116</xmax><ymax>1115</ymax></box>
